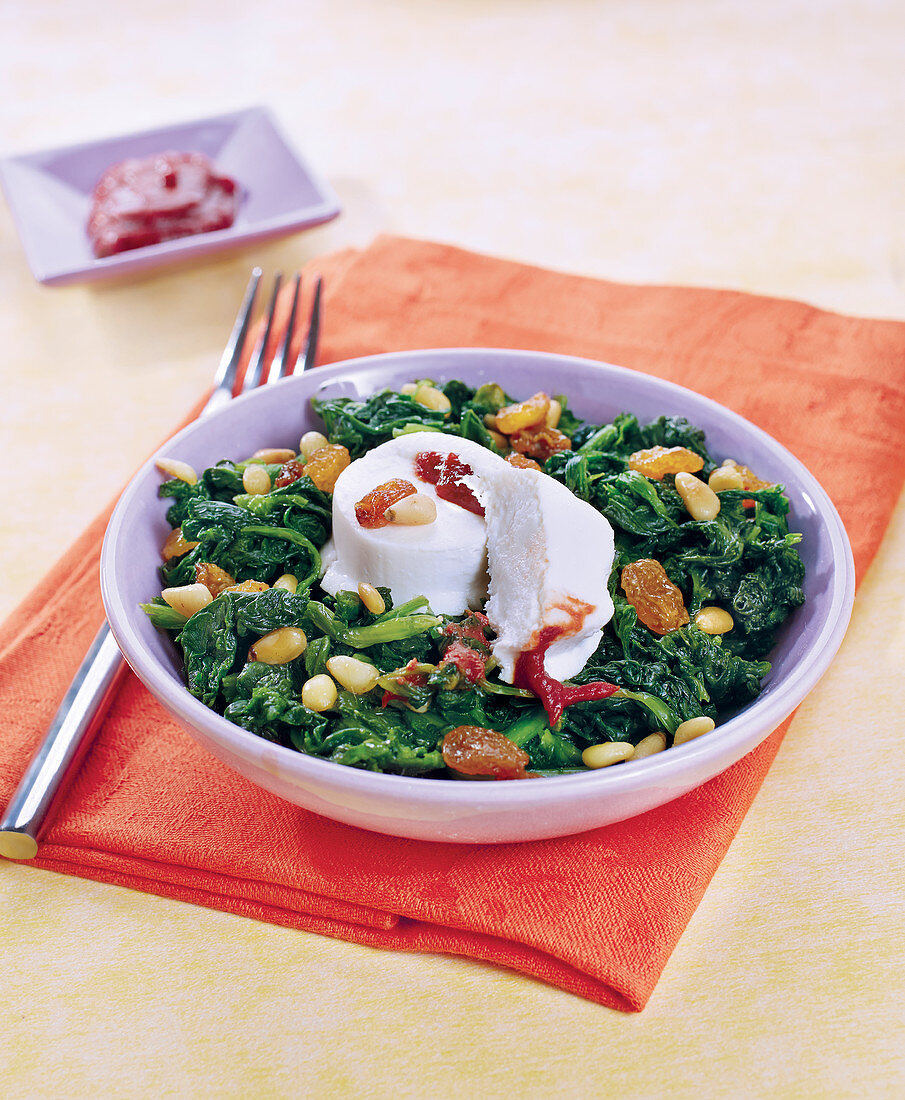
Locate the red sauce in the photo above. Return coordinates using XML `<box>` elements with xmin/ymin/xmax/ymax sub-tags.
<box><xmin>513</xmin><ymin>599</ymin><xmax>619</xmax><ymax>725</ymax></box>
<box><xmin>87</xmin><ymin>152</ymin><xmax>239</xmax><ymax>258</ymax></box>
<box><xmin>414</xmin><ymin>451</ymin><xmax>484</xmax><ymax>516</ymax></box>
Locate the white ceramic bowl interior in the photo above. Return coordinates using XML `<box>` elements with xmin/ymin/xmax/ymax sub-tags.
<box><xmin>101</xmin><ymin>349</ymin><xmax>855</xmax><ymax>843</ymax></box>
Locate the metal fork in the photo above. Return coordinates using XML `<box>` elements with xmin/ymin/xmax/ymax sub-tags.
<box><xmin>0</xmin><ymin>268</ymin><xmax>322</xmax><ymax>861</ymax></box>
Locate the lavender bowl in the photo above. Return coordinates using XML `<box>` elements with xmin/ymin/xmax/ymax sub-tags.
<box><xmin>100</xmin><ymin>349</ymin><xmax>855</xmax><ymax>843</ymax></box>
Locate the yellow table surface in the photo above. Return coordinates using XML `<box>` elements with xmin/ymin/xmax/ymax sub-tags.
<box><xmin>2</xmin><ymin>3</ymin><xmax>903</xmax><ymax>1096</ymax></box>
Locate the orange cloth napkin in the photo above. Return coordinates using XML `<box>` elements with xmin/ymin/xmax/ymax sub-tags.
<box><xmin>4</xmin><ymin>235</ymin><xmax>905</xmax><ymax>1013</ymax></box>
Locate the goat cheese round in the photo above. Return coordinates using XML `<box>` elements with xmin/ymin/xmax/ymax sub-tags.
<box><xmin>320</xmin><ymin>433</ymin><xmax>490</xmax><ymax>615</ymax></box>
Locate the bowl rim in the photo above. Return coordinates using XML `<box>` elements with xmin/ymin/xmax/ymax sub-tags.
<box><xmin>101</xmin><ymin>347</ymin><xmax>856</xmax><ymax>810</ymax></box>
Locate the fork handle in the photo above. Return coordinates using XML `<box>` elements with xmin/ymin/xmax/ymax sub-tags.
<box><xmin>0</xmin><ymin>625</ymin><xmax>126</xmax><ymax>860</ymax></box>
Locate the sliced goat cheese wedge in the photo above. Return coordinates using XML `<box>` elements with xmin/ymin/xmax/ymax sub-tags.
<box><xmin>477</xmin><ymin>463</ymin><xmax>616</xmax><ymax>683</ymax></box>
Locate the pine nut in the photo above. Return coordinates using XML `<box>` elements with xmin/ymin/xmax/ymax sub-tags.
<box><xmin>384</xmin><ymin>492</ymin><xmax>437</xmax><ymax>525</ymax></box>
<box><xmin>721</xmin><ymin>458</ymin><xmax>738</xmax><ymax>467</ymax></box>
<box><xmin>708</xmin><ymin>465</ymin><xmax>744</xmax><ymax>492</ymax></box>
<box><xmin>326</xmin><ymin>655</ymin><xmax>380</xmax><ymax>694</ymax></box>
<box><xmin>694</xmin><ymin>607</ymin><xmax>735</xmax><ymax>634</ymax></box>
<box><xmin>544</xmin><ymin>398</ymin><xmax>562</xmax><ymax>429</ymax></box>
<box><xmin>250</xmin><ymin>626</ymin><xmax>307</xmax><ymax>665</ymax></box>
<box><xmin>299</xmin><ymin>431</ymin><xmax>329</xmax><ymax>460</ymax></box>
<box><xmin>242</xmin><ymin>464</ymin><xmax>272</xmax><ymax>495</ymax></box>
<box><xmin>675</xmin><ymin>472</ymin><xmax>721</xmax><ymax>521</ymax></box>
<box><xmin>483</xmin><ymin>412</ymin><xmax>500</xmax><ymax>430</ymax></box>
<box><xmin>302</xmin><ymin>673</ymin><xmax>338</xmax><ymax>712</ymax></box>
<box><xmin>414</xmin><ymin>384</ymin><xmax>452</xmax><ymax>414</ymax></box>
<box><xmin>488</xmin><ymin>429</ymin><xmax>508</xmax><ymax>450</ymax></box>
<box><xmin>273</xmin><ymin>573</ymin><xmax>298</xmax><ymax>593</ymax></box>
<box><xmin>633</xmin><ymin>731</ymin><xmax>668</xmax><ymax>759</ymax></box>
<box><xmin>582</xmin><ymin>741</ymin><xmax>635</xmax><ymax>769</ymax></box>
<box><xmin>161</xmin><ymin>526</ymin><xmax>199</xmax><ymax>562</ymax></box>
<box><xmin>156</xmin><ymin>457</ymin><xmax>198</xmax><ymax>485</ymax></box>
<box><xmin>251</xmin><ymin>447</ymin><xmax>296</xmax><ymax>464</ymax></box>
<box><xmin>357</xmin><ymin>582</ymin><xmax>386</xmax><ymax>615</ymax></box>
<box><xmin>400</xmin><ymin>382</ymin><xmax>418</xmax><ymax>395</ymax></box>
<box><xmin>161</xmin><ymin>583</ymin><xmax>213</xmax><ymax>618</ymax></box>
<box><xmin>673</xmin><ymin>716</ymin><xmax>716</xmax><ymax>746</ymax></box>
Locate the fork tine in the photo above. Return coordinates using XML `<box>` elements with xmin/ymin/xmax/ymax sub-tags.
<box><xmin>204</xmin><ymin>268</ymin><xmax>262</xmax><ymax>414</ymax></box>
<box><xmin>242</xmin><ymin>272</ymin><xmax>282</xmax><ymax>392</ymax></box>
<box><xmin>294</xmin><ymin>275</ymin><xmax>322</xmax><ymax>374</ymax></box>
<box><xmin>268</xmin><ymin>273</ymin><xmax>302</xmax><ymax>384</ymax></box>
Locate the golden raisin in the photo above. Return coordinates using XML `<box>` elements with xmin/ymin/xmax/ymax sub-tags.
<box><xmin>161</xmin><ymin>526</ymin><xmax>199</xmax><ymax>562</ymax></box>
<box><xmin>194</xmin><ymin>562</ymin><xmax>236</xmax><ymax>597</ymax></box>
<box><xmin>222</xmin><ymin>580</ymin><xmax>270</xmax><ymax>594</ymax></box>
<box><xmin>734</xmin><ymin>463</ymin><xmax>773</xmax><ymax>491</ymax></box>
<box><xmin>495</xmin><ymin>392</ymin><xmax>551</xmax><ymax>434</ymax></box>
<box><xmin>509</xmin><ymin>425</ymin><xmax>572</xmax><ymax>462</ymax></box>
<box><xmin>505</xmin><ymin>453</ymin><xmax>543</xmax><ymax>471</ymax></box>
<box><xmin>303</xmin><ymin>444</ymin><xmax>351</xmax><ymax>492</ymax></box>
<box><xmin>441</xmin><ymin>726</ymin><xmax>531</xmax><ymax>780</ymax></box>
<box><xmin>628</xmin><ymin>445</ymin><xmax>704</xmax><ymax>480</ymax></box>
<box><xmin>720</xmin><ymin>460</ymin><xmax>773</xmax><ymax>508</ymax></box>
<box><xmin>355</xmin><ymin>479</ymin><xmax>417</xmax><ymax>528</ymax></box>
<box><xmin>621</xmin><ymin>558</ymin><xmax>690</xmax><ymax>635</ymax></box>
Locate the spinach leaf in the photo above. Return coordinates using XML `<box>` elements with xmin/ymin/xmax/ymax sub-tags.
<box><xmin>311</xmin><ymin>390</ymin><xmax>449</xmax><ymax>458</ymax></box>
<box><xmin>594</xmin><ymin>470</ymin><xmax>681</xmax><ymax>536</ymax></box>
<box><xmin>325</xmin><ymin>693</ymin><xmax>445</xmax><ymax>774</ymax></box>
<box><xmin>165</xmin><ymin>499</ymin><xmax>323</xmax><ymax>589</ymax></box>
<box><xmin>177</xmin><ymin>588</ymin><xmax>309</xmax><ymax>707</ymax></box>
<box><xmin>224</xmin><ymin>661</ymin><xmax>311</xmax><ymax>742</ymax></box>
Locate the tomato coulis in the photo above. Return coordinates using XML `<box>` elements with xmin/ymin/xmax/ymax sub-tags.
<box><xmin>414</xmin><ymin>451</ymin><xmax>484</xmax><ymax>516</ymax></box>
<box><xmin>513</xmin><ymin>600</ymin><xmax>619</xmax><ymax>725</ymax></box>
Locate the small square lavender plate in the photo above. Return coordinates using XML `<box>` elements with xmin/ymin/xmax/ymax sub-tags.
<box><xmin>0</xmin><ymin>106</ymin><xmax>341</xmax><ymax>287</ymax></box>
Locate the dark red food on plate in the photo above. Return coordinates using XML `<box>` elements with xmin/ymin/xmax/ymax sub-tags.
<box><xmin>87</xmin><ymin>151</ymin><xmax>240</xmax><ymax>258</ymax></box>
